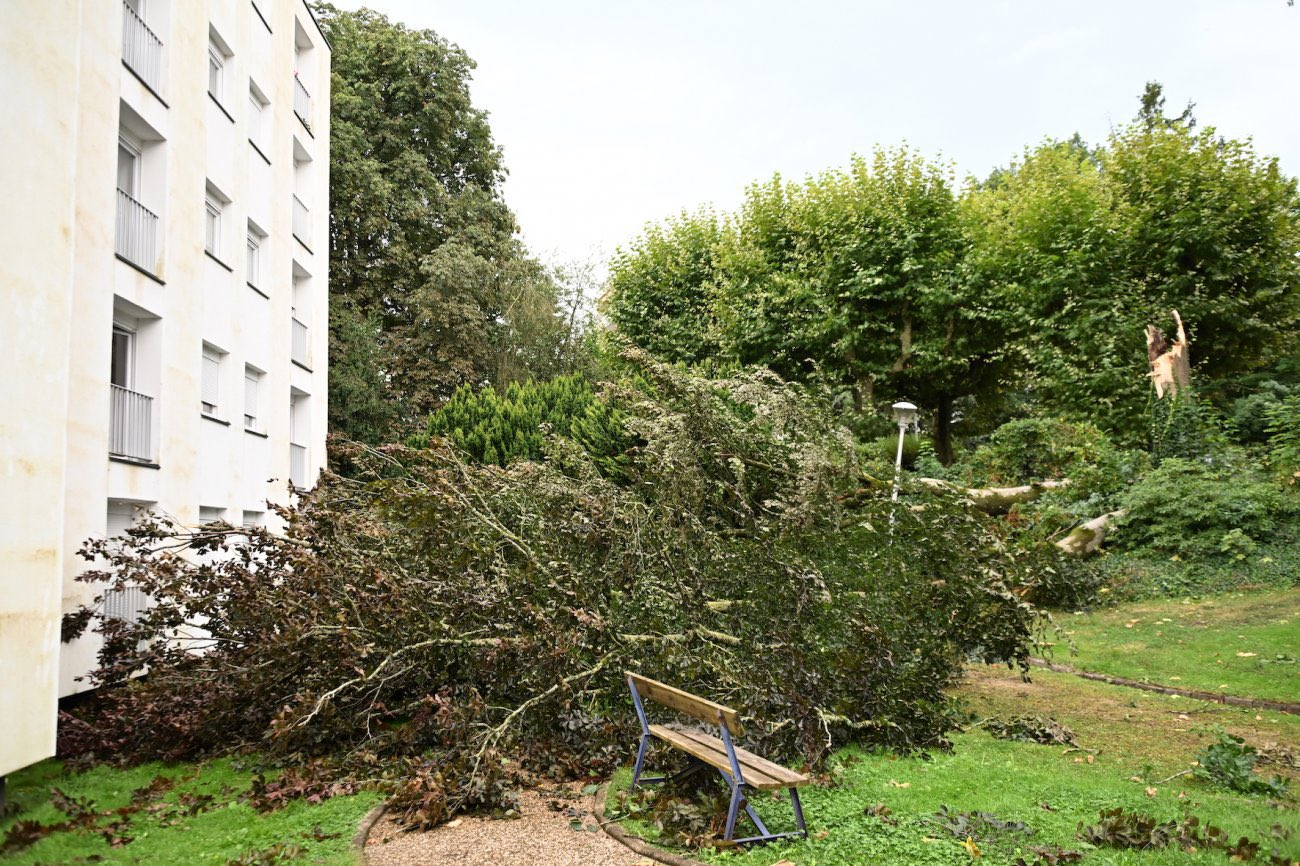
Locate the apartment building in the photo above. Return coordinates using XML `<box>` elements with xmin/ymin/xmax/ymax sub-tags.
<box><xmin>0</xmin><ymin>0</ymin><xmax>330</xmax><ymax>780</ymax></box>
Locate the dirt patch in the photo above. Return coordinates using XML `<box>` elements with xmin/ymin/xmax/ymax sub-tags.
<box><xmin>363</xmin><ymin>785</ymin><xmax>651</xmax><ymax>866</ymax></box>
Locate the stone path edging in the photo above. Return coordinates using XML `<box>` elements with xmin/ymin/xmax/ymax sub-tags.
<box><xmin>353</xmin><ymin>801</ymin><xmax>389</xmax><ymax>856</ymax></box>
<box><xmin>593</xmin><ymin>783</ymin><xmax>710</xmax><ymax>866</ymax></box>
<box><xmin>1029</xmin><ymin>657</ymin><xmax>1300</xmax><ymax>715</ymax></box>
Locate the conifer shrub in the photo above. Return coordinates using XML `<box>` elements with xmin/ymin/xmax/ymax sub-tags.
<box><xmin>62</xmin><ymin>350</ymin><xmax>1038</xmax><ymax>827</ymax></box>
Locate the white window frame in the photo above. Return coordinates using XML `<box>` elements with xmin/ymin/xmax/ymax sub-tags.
<box><xmin>198</xmin><ymin>506</ymin><xmax>225</xmax><ymax>526</ymax></box>
<box><xmin>248</xmin><ymin>81</ymin><xmax>270</xmax><ymax>153</ymax></box>
<box><xmin>111</xmin><ymin>324</ymin><xmax>136</xmax><ymax>389</ymax></box>
<box><xmin>205</xmin><ymin>195</ymin><xmax>221</xmax><ymax>257</ymax></box>
<box><xmin>117</xmin><ymin>137</ymin><xmax>142</xmax><ymax>198</ymax></box>
<box><xmin>241</xmin><ymin>510</ymin><xmax>264</xmax><ymax>530</ymax></box>
<box><xmin>243</xmin><ymin>365</ymin><xmax>262</xmax><ymax>430</ymax></box>
<box><xmin>208</xmin><ymin>42</ymin><xmax>224</xmax><ymax>102</ymax></box>
<box><xmin>201</xmin><ymin>344</ymin><xmax>222</xmax><ymax>416</ymax></box>
<box><xmin>246</xmin><ymin>222</ymin><xmax>266</xmax><ymax>287</ymax></box>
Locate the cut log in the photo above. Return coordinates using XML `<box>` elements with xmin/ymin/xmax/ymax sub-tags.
<box><xmin>1055</xmin><ymin>510</ymin><xmax>1126</xmax><ymax>557</ymax></box>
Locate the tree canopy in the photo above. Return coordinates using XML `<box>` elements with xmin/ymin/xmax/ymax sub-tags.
<box><xmin>318</xmin><ymin>5</ymin><xmax>571</xmax><ymax>442</ymax></box>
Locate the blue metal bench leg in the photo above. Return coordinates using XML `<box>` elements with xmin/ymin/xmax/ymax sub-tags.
<box><xmin>723</xmin><ymin>781</ymin><xmax>744</xmax><ymax>841</ymax></box>
<box><xmin>791</xmin><ymin>788</ymin><xmax>807</xmax><ymax>837</ymax></box>
<box><xmin>631</xmin><ymin>733</ymin><xmax>650</xmax><ymax>788</ymax></box>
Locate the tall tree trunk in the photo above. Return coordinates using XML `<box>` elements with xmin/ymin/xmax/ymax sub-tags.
<box><xmin>934</xmin><ymin>394</ymin><xmax>954</xmax><ymax>465</ymax></box>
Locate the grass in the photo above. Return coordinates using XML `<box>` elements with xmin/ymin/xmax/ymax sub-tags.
<box><xmin>603</xmin><ymin>666</ymin><xmax>1300</xmax><ymax>866</ymax></box>
<box><xmin>1051</xmin><ymin>588</ymin><xmax>1300</xmax><ymax>703</ymax></box>
<box><xmin>0</xmin><ymin>756</ymin><xmax>379</xmax><ymax>865</ymax></box>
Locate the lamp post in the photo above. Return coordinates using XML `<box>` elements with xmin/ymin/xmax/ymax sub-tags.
<box><xmin>890</xmin><ymin>401</ymin><xmax>918</xmax><ymax>503</ymax></box>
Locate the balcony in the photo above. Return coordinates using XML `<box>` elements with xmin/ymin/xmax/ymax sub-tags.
<box><xmin>291</xmin><ymin>316</ymin><xmax>309</xmax><ymax>367</ymax></box>
<box><xmin>110</xmin><ymin>384</ymin><xmax>153</xmax><ymax>463</ymax></box>
<box><xmin>116</xmin><ymin>189</ymin><xmax>158</xmax><ymax>273</ymax></box>
<box><xmin>292</xmin><ymin>194</ymin><xmax>310</xmax><ymax>248</ymax></box>
<box><xmin>121</xmin><ymin>1</ymin><xmax>163</xmax><ymax>95</ymax></box>
<box><xmin>289</xmin><ymin>443</ymin><xmax>308</xmax><ymax>488</ymax></box>
<box><xmin>293</xmin><ymin>74</ymin><xmax>312</xmax><ymax>130</ymax></box>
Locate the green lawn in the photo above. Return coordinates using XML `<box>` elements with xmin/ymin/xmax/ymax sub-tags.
<box><xmin>1053</xmin><ymin>589</ymin><xmax>1300</xmax><ymax>703</ymax></box>
<box><xmin>604</xmin><ymin>666</ymin><xmax>1300</xmax><ymax>866</ymax></box>
<box><xmin>0</xmin><ymin>756</ymin><xmax>379</xmax><ymax>865</ymax></box>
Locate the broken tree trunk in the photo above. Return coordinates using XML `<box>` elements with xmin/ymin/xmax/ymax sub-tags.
<box><xmin>916</xmin><ymin>478</ymin><xmax>1069</xmax><ymax>515</ymax></box>
<box><xmin>1056</xmin><ymin>510</ymin><xmax>1126</xmax><ymax>557</ymax></box>
<box><xmin>1146</xmin><ymin>309</ymin><xmax>1190</xmax><ymax>399</ymax></box>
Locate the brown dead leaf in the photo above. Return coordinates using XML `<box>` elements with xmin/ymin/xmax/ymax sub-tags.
<box><xmin>1145</xmin><ymin>787</ymin><xmax>1158</xmax><ymax>797</ymax></box>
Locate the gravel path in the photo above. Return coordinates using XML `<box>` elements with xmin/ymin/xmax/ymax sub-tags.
<box><xmin>363</xmin><ymin>785</ymin><xmax>653</xmax><ymax>866</ymax></box>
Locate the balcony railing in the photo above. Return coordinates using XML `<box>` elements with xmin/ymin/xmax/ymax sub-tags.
<box><xmin>110</xmin><ymin>383</ymin><xmax>153</xmax><ymax>462</ymax></box>
<box><xmin>291</xmin><ymin>316</ymin><xmax>309</xmax><ymax>367</ymax></box>
<box><xmin>116</xmin><ymin>189</ymin><xmax>158</xmax><ymax>272</ymax></box>
<box><xmin>122</xmin><ymin>1</ymin><xmax>163</xmax><ymax>93</ymax></box>
<box><xmin>293</xmin><ymin>74</ymin><xmax>311</xmax><ymax>129</ymax></box>
<box><xmin>292</xmin><ymin>194</ymin><xmax>310</xmax><ymax>247</ymax></box>
<box><xmin>104</xmin><ymin>584</ymin><xmax>151</xmax><ymax>624</ymax></box>
<box><xmin>289</xmin><ymin>443</ymin><xmax>308</xmax><ymax>488</ymax></box>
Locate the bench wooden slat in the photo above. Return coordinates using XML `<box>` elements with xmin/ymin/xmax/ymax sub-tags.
<box><xmin>628</xmin><ymin>672</ymin><xmax>743</xmax><ymax>736</ymax></box>
<box><xmin>649</xmin><ymin>725</ymin><xmax>809</xmax><ymax>791</ymax></box>
<box><xmin>669</xmin><ymin>727</ymin><xmax>809</xmax><ymax>787</ymax></box>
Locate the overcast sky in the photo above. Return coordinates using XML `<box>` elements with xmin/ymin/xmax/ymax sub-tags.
<box><xmin>330</xmin><ymin>1</ymin><xmax>1298</xmax><ymax>270</ymax></box>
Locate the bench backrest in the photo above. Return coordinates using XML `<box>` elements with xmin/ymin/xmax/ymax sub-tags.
<box><xmin>626</xmin><ymin>671</ymin><xmax>743</xmax><ymax>736</ymax></box>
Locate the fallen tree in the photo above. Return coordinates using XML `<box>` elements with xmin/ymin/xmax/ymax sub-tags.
<box><xmin>1055</xmin><ymin>509</ymin><xmax>1127</xmax><ymax>557</ymax></box>
<box><xmin>62</xmin><ymin>351</ymin><xmax>1039</xmax><ymax>829</ymax></box>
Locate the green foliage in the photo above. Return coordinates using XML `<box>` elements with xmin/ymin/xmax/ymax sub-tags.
<box><xmin>875</xmin><ymin>432</ymin><xmax>920</xmax><ymax>469</ymax></box>
<box><xmin>415</xmin><ymin>374</ymin><xmax>630</xmax><ymax>474</ymax></box>
<box><xmin>964</xmin><ymin>418</ymin><xmax>1114</xmax><ymax>486</ymax></box>
<box><xmin>1194</xmin><ymin>728</ymin><xmax>1290</xmax><ymax>797</ymax></box>
<box><xmin>1112</xmin><ymin>459</ymin><xmax>1296</xmax><ymax>560</ymax></box>
<box><xmin>1149</xmin><ymin>391</ymin><xmax>1222</xmax><ymax>465</ymax></box>
<box><xmin>1265</xmin><ymin>395</ymin><xmax>1300</xmax><ymax>486</ymax></box>
<box><xmin>62</xmin><ymin>352</ymin><xmax>1038</xmax><ymax>830</ymax></box>
<box><xmin>964</xmin><ymin>106</ymin><xmax>1300</xmax><ymax>443</ymax></box>
<box><xmin>319</xmin><ymin>5</ymin><xmax>574</xmax><ymax>440</ymax></box>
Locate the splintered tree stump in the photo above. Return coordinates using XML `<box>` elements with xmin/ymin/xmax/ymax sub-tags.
<box><xmin>1147</xmin><ymin>309</ymin><xmax>1190</xmax><ymax>400</ymax></box>
<box><xmin>1055</xmin><ymin>509</ymin><xmax>1126</xmax><ymax>557</ymax></box>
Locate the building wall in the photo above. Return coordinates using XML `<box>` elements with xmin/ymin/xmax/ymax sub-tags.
<box><xmin>0</xmin><ymin>0</ymin><xmax>330</xmax><ymax>777</ymax></box>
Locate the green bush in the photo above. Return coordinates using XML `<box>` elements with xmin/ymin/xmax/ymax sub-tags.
<box><xmin>874</xmin><ymin>432</ymin><xmax>920</xmax><ymax>469</ymax></box>
<box><xmin>414</xmin><ymin>374</ymin><xmax>630</xmax><ymax>476</ymax></box>
<box><xmin>963</xmin><ymin>417</ymin><xmax>1116</xmax><ymax>486</ymax></box>
<box><xmin>1112</xmin><ymin>458</ymin><xmax>1297</xmax><ymax>560</ymax></box>
<box><xmin>1265</xmin><ymin>395</ymin><xmax>1300</xmax><ymax>488</ymax></box>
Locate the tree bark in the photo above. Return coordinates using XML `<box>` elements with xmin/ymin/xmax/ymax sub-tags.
<box><xmin>933</xmin><ymin>394</ymin><xmax>954</xmax><ymax>465</ymax></box>
<box><xmin>1146</xmin><ymin>310</ymin><xmax>1190</xmax><ymax>399</ymax></box>
<box><xmin>916</xmin><ymin>478</ymin><xmax>1068</xmax><ymax>515</ymax></box>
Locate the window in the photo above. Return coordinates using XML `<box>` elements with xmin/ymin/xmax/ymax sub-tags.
<box><xmin>246</xmin><ymin>222</ymin><xmax>266</xmax><ymax>286</ymax></box>
<box><xmin>117</xmin><ymin>138</ymin><xmax>141</xmax><ymax>198</ymax></box>
<box><xmin>111</xmin><ymin>325</ymin><xmax>135</xmax><ymax>389</ymax></box>
<box><xmin>205</xmin><ymin>195</ymin><xmax>221</xmax><ymax>256</ymax></box>
<box><xmin>248</xmin><ymin>81</ymin><xmax>269</xmax><ymax>153</ymax></box>
<box><xmin>243</xmin><ymin>365</ymin><xmax>262</xmax><ymax>429</ymax></box>
<box><xmin>242</xmin><ymin>510</ymin><xmax>264</xmax><ymax>530</ymax></box>
<box><xmin>198</xmin><ymin>506</ymin><xmax>225</xmax><ymax>525</ymax></box>
<box><xmin>207</xmin><ymin>41</ymin><xmax>224</xmax><ymax>101</ymax></box>
<box><xmin>201</xmin><ymin>344</ymin><xmax>222</xmax><ymax>415</ymax></box>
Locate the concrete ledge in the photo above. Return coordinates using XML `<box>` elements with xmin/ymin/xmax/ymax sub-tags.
<box><xmin>352</xmin><ymin>800</ymin><xmax>387</xmax><ymax>860</ymax></box>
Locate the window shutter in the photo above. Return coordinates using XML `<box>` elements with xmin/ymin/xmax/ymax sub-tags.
<box><xmin>244</xmin><ymin>369</ymin><xmax>258</xmax><ymax>425</ymax></box>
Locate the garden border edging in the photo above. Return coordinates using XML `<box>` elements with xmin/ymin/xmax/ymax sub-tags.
<box><xmin>594</xmin><ymin>783</ymin><xmax>710</xmax><ymax>866</ymax></box>
<box><xmin>353</xmin><ymin>800</ymin><xmax>388</xmax><ymax>857</ymax></box>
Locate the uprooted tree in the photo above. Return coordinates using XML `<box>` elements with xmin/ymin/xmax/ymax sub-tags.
<box><xmin>62</xmin><ymin>349</ymin><xmax>1041</xmax><ymax>829</ymax></box>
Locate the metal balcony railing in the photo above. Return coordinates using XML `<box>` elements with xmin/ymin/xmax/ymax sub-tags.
<box><xmin>103</xmin><ymin>584</ymin><xmax>151</xmax><ymax>624</ymax></box>
<box><xmin>289</xmin><ymin>443</ymin><xmax>308</xmax><ymax>488</ymax></box>
<box><xmin>116</xmin><ymin>189</ymin><xmax>158</xmax><ymax>272</ymax></box>
<box><xmin>293</xmin><ymin>74</ymin><xmax>311</xmax><ymax>128</ymax></box>
<box><xmin>110</xmin><ymin>383</ymin><xmax>153</xmax><ymax>462</ymax></box>
<box><xmin>122</xmin><ymin>1</ymin><xmax>163</xmax><ymax>93</ymax></box>
<box><xmin>292</xmin><ymin>194</ymin><xmax>310</xmax><ymax>247</ymax></box>
<box><xmin>291</xmin><ymin>316</ymin><xmax>309</xmax><ymax>366</ymax></box>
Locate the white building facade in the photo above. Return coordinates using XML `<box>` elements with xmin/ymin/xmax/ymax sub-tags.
<box><xmin>0</xmin><ymin>0</ymin><xmax>330</xmax><ymax>779</ymax></box>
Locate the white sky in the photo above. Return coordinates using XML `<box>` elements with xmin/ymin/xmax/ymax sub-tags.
<box><xmin>330</xmin><ymin>1</ymin><xmax>1299</xmax><ymax>271</ymax></box>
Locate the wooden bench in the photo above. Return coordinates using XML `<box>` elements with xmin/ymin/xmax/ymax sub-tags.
<box><xmin>626</xmin><ymin>672</ymin><xmax>809</xmax><ymax>845</ymax></box>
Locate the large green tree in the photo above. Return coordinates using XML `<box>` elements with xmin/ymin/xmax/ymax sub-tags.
<box><xmin>318</xmin><ymin>6</ymin><xmax>568</xmax><ymax>442</ymax></box>
<box><xmin>609</xmin><ymin>150</ymin><xmax>1016</xmax><ymax>462</ymax></box>
<box><xmin>966</xmin><ymin>89</ymin><xmax>1300</xmax><ymax>441</ymax></box>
